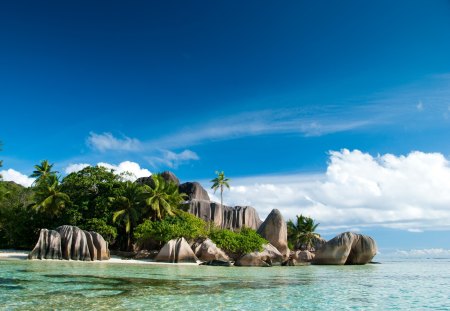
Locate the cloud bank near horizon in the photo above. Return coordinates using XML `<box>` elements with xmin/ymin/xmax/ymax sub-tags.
<box><xmin>204</xmin><ymin>149</ymin><xmax>450</xmax><ymax>233</ymax></box>
<box><xmin>3</xmin><ymin>149</ymin><xmax>450</xmax><ymax>233</ymax></box>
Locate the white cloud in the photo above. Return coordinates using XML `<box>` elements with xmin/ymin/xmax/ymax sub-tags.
<box><xmin>202</xmin><ymin>149</ymin><xmax>450</xmax><ymax>232</ymax></box>
<box><xmin>87</xmin><ymin>132</ymin><xmax>142</xmax><ymax>152</ymax></box>
<box><xmin>147</xmin><ymin>149</ymin><xmax>199</xmax><ymax>168</ymax></box>
<box><xmin>0</xmin><ymin>169</ymin><xmax>35</xmax><ymax>187</ymax></box>
<box><xmin>65</xmin><ymin>163</ymin><xmax>90</xmax><ymax>174</ymax></box>
<box><xmin>64</xmin><ymin>161</ymin><xmax>151</xmax><ymax>181</ymax></box>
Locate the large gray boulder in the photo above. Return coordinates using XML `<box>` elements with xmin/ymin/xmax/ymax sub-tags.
<box><xmin>155</xmin><ymin>237</ymin><xmax>198</xmax><ymax>263</ymax></box>
<box><xmin>179</xmin><ymin>182</ymin><xmax>210</xmax><ymax>201</ymax></box>
<box><xmin>28</xmin><ymin>225</ymin><xmax>110</xmax><ymax>261</ymax></box>
<box><xmin>235</xmin><ymin>244</ymin><xmax>284</xmax><ymax>267</ymax></box>
<box><xmin>136</xmin><ymin>171</ymin><xmax>180</xmax><ymax>188</ymax></box>
<box><xmin>257</xmin><ymin>209</ymin><xmax>289</xmax><ymax>257</ymax></box>
<box><xmin>186</xmin><ymin>200</ymin><xmax>262</xmax><ymax>230</ymax></box>
<box><xmin>28</xmin><ymin>229</ymin><xmax>62</xmax><ymax>260</ymax></box>
<box><xmin>193</xmin><ymin>238</ymin><xmax>230</xmax><ymax>262</ymax></box>
<box><xmin>312</xmin><ymin>232</ymin><xmax>377</xmax><ymax>265</ymax></box>
<box><xmin>291</xmin><ymin>250</ymin><xmax>315</xmax><ymax>264</ymax></box>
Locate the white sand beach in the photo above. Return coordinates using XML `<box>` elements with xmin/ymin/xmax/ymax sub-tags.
<box><xmin>0</xmin><ymin>249</ymin><xmax>200</xmax><ymax>265</ymax></box>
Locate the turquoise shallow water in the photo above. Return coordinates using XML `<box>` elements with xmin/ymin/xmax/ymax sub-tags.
<box><xmin>1</xmin><ymin>257</ymin><xmax>449</xmax><ymax>310</ymax></box>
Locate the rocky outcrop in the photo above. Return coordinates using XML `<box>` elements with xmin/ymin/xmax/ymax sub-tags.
<box><xmin>235</xmin><ymin>244</ymin><xmax>285</xmax><ymax>267</ymax></box>
<box><xmin>136</xmin><ymin>171</ymin><xmax>180</xmax><ymax>188</ymax></box>
<box><xmin>257</xmin><ymin>209</ymin><xmax>289</xmax><ymax>257</ymax></box>
<box><xmin>179</xmin><ymin>182</ymin><xmax>210</xmax><ymax>201</ymax></box>
<box><xmin>312</xmin><ymin>232</ymin><xmax>377</xmax><ymax>265</ymax></box>
<box><xmin>186</xmin><ymin>200</ymin><xmax>262</xmax><ymax>230</ymax></box>
<box><xmin>28</xmin><ymin>229</ymin><xmax>62</xmax><ymax>260</ymax></box>
<box><xmin>193</xmin><ymin>238</ymin><xmax>230</xmax><ymax>262</ymax></box>
<box><xmin>28</xmin><ymin>225</ymin><xmax>110</xmax><ymax>261</ymax></box>
<box><xmin>155</xmin><ymin>237</ymin><xmax>198</xmax><ymax>263</ymax></box>
<box><xmin>291</xmin><ymin>250</ymin><xmax>315</xmax><ymax>264</ymax></box>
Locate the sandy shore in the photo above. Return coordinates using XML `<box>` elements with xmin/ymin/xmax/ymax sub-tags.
<box><xmin>0</xmin><ymin>249</ymin><xmax>200</xmax><ymax>266</ymax></box>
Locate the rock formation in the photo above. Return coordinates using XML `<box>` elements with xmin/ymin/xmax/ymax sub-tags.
<box><xmin>186</xmin><ymin>200</ymin><xmax>262</xmax><ymax>230</ymax></box>
<box><xmin>179</xmin><ymin>182</ymin><xmax>210</xmax><ymax>201</ymax></box>
<box><xmin>312</xmin><ymin>232</ymin><xmax>377</xmax><ymax>265</ymax></box>
<box><xmin>28</xmin><ymin>225</ymin><xmax>110</xmax><ymax>261</ymax></box>
<box><xmin>257</xmin><ymin>209</ymin><xmax>289</xmax><ymax>257</ymax></box>
<box><xmin>193</xmin><ymin>238</ymin><xmax>230</xmax><ymax>262</ymax></box>
<box><xmin>235</xmin><ymin>244</ymin><xmax>285</xmax><ymax>267</ymax></box>
<box><xmin>155</xmin><ymin>237</ymin><xmax>198</xmax><ymax>263</ymax></box>
<box><xmin>136</xmin><ymin>171</ymin><xmax>180</xmax><ymax>188</ymax></box>
<box><xmin>291</xmin><ymin>250</ymin><xmax>315</xmax><ymax>264</ymax></box>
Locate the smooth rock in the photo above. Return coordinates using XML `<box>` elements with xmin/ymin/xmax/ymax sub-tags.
<box><xmin>155</xmin><ymin>237</ymin><xmax>198</xmax><ymax>263</ymax></box>
<box><xmin>257</xmin><ymin>209</ymin><xmax>289</xmax><ymax>257</ymax></box>
<box><xmin>292</xmin><ymin>250</ymin><xmax>315</xmax><ymax>263</ymax></box>
<box><xmin>179</xmin><ymin>182</ymin><xmax>210</xmax><ymax>201</ymax></box>
<box><xmin>193</xmin><ymin>238</ymin><xmax>230</xmax><ymax>262</ymax></box>
<box><xmin>234</xmin><ymin>243</ymin><xmax>284</xmax><ymax>267</ymax></box>
<box><xmin>312</xmin><ymin>232</ymin><xmax>377</xmax><ymax>265</ymax></box>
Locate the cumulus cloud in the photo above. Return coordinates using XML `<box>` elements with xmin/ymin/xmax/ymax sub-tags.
<box><xmin>65</xmin><ymin>163</ymin><xmax>90</xmax><ymax>174</ymax></box>
<box><xmin>147</xmin><ymin>149</ymin><xmax>199</xmax><ymax>168</ymax></box>
<box><xmin>204</xmin><ymin>149</ymin><xmax>450</xmax><ymax>232</ymax></box>
<box><xmin>64</xmin><ymin>161</ymin><xmax>151</xmax><ymax>181</ymax></box>
<box><xmin>0</xmin><ymin>169</ymin><xmax>35</xmax><ymax>187</ymax></box>
<box><xmin>87</xmin><ymin>132</ymin><xmax>142</xmax><ymax>152</ymax></box>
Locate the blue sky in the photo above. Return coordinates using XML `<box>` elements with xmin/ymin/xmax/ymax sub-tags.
<box><xmin>1</xmin><ymin>1</ymin><xmax>450</xmax><ymax>253</ymax></box>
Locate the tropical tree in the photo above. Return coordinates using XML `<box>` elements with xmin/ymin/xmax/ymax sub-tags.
<box><xmin>31</xmin><ymin>174</ymin><xmax>71</xmax><ymax>216</ymax></box>
<box><xmin>30</xmin><ymin>160</ymin><xmax>58</xmax><ymax>185</ymax></box>
<box><xmin>110</xmin><ymin>181</ymin><xmax>144</xmax><ymax>250</ymax></box>
<box><xmin>141</xmin><ymin>174</ymin><xmax>187</xmax><ymax>220</ymax></box>
<box><xmin>287</xmin><ymin>214</ymin><xmax>321</xmax><ymax>251</ymax></box>
<box><xmin>210</xmin><ymin>170</ymin><xmax>231</xmax><ymax>207</ymax></box>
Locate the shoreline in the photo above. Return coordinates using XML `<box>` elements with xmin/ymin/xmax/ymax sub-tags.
<box><xmin>0</xmin><ymin>249</ymin><xmax>200</xmax><ymax>266</ymax></box>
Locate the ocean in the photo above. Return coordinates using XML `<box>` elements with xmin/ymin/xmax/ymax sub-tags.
<box><xmin>1</xmin><ymin>256</ymin><xmax>449</xmax><ymax>310</ymax></box>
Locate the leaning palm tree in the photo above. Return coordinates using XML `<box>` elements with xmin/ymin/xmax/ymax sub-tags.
<box><xmin>287</xmin><ymin>214</ymin><xmax>321</xmax><ymax>251</ymax></box>
<box><xmin>210</xmin><ymin>170</ymin><xmax>231</xmax><ymax>207</ymax></box>
<box><xmin>141</xmin><ymin>174</ymin><xmax>187</xmax><ymax>220</ymax></box>
<box><xmin>31</xmin><ymin>174</ymin><xmax>71</xmax><ymax>216</ymax></box>
<box><xmin>110</xmin><ymin>181</ymin><xmax>144</xmax><ymax>251</ymax></box>
<box><xmin>30</xmin><ymin>160</ymin><xmax>58</xmax><ymax>185</ymax></box>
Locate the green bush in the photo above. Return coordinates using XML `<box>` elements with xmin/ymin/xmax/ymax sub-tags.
<box><xmin>134</xmin><ymin>211</ymin><xmax>207</xmax><ymax>244</ymax></box>
<box><xmin>209</xmin><ymin>227</ymin><xmax>267</xmax><ymax>256</ymax></box>
<box><xmin>82</xmin><ymin>218</ymin><xmax>118</xmax><ymax>244</ymax></box>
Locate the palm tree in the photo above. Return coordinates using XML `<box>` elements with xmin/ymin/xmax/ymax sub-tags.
<box><xmin>31</xmin><ymin>174</ymin><xmax>71</xmax><ymax>216</ymax></box>
<box><xmin>110</xmin><ymin>181</ymin><xmax>144</xmax><ymax>250</ymax></box>
<box><xmin>210</xmin><ymin>171</ymin><xmax>231</xmax><ymax>207</ymax></box>
<box><xmin>141</xmin><ymin>174</ymin><xmax>187</xmax><ymax>220</ymax></box>
<box><xmin>30</xmin><ymin>160</ymin><xmax>58</xmax><ymax>185</ymax></box>
<box><xmin>287</xmin><ymin>214</ymin><xmax>321</xmax><ymax>251</ymax></box>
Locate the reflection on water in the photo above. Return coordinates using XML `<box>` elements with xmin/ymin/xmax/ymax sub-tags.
<box><xmin>0</xmin><ymin>259</ymin><xmax>449</xmax><ymax>310</ymax></box>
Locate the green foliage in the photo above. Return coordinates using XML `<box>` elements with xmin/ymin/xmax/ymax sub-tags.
<box><xmin>82</xmin><ymin>218</ymin><xmax>118</xmax><ymax>244</ymax></box>
<box><xmin>141</xmin><ymin>174</ymin><xmax>187</xmax><ymax>220</ymax></box>
<box><xmin>134</xmin><ymin>211</ymin><xmax>207</xmax><ymax>244</ymax></box>
<box><xmin>31</xmin><ymin>174</ymin><xmax>71</xmax><ymax>216</ymax></box>
<box><xmin>209</xmin><ymin>227</ymin><xmax>267</xmax><ymax>256</ymax></box>
<box><xmin>210</xmin><ymin>170</ymin><xmax>231</xmax><ymax>207</ymax></box>
<box><xmin>60</xmin><ymin>166</ymin><xmax>123</xmax><ymax>225</ymax></box>
<box><xmin>30</xmin><ymin>160</ymin><xmax>58</xmax><ymax>185</ymax></box>
<box><xmin>0</xmin><ymin>181</ymin><xmax>41</xmax><ymax>249</ymax></box>
<box><xmin>287</xmin><ymin>214</ymin><xmax>320</xmax><ymax>250</ymax></box>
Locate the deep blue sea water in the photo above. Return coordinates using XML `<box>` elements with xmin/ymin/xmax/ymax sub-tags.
<box><xmin>1</xmin><ymin>256</ymin><xmax>449</xmax><ymax>310</ymax></box>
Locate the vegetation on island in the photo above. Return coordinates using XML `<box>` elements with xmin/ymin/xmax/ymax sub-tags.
<box><xmin>0</xmin><ymin>156</ymin><xmax>267</xmax><ymax>255</ymax></box>
<box><xmin>287</xmin><ymin>214</ymin><xmax>321</xmax><ymax>250</ymax></box>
